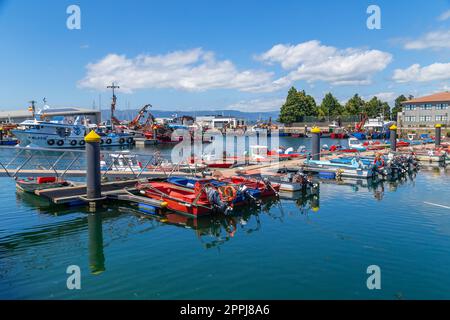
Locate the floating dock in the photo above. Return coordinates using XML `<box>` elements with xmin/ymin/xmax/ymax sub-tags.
<box><xmin>35</xmin><ymin>179</ymin><xmax>145</xmax><ymax>204</ymax></box>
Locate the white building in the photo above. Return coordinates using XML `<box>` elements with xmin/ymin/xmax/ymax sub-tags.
<box><xmin>195</xmin><ymin>115</ymin><xmax>246</xmax><ymax>129</ymax></box>
<box><xmin>399</xmin><ymin>92</ymin><xmax>449</xmax><ymax>128</ymax></box>
<box><xmin>0</xmin><ymin>107</ymin><xmax>101</xmax><ymax>124</ymax></box>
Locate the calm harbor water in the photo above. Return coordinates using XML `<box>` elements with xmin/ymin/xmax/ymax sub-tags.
<box><xmin>1</xmin><ymin>137</ymin><xmax>450</xmax><ymax>299</ymax></box>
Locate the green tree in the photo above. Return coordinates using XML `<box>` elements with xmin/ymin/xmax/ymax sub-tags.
<box><xmin>320</xmin><ymin>92</ymin><xmax>342</xmax><ymax>117</ymax></box>
<box><xmin>278</xmin><ymin>87</ymin><xmax>317</xmax><ymax>123</ymax></box>
<box><xmin>363</xmin><ymin>96</ymin><xmax>391</xmax><ymax>119</ymax></box>
<box><xmin>343</xmin><ymin>94</ymin><xmax>365</xmax><ymax>116</ymax></box>
<box><xmin>391</xmin><ymin>94</ymin><xmax>413</xmax><ymax>120</ymax></box>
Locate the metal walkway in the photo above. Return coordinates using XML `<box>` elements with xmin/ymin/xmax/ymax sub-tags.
<box><xmin>0</xmin><ymin>146</ymin><xmax>201</xmax><ymax>179</ymax></box>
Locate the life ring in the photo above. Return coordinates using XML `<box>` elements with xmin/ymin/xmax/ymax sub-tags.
<box><xmin>79</xmin><ymin>140</ymin><xmax>85</xmax><ymax>146</ymax></box>
<box><xmin>106</xmin><ymin>138</ymin><xmax>112</xmax><ymax>144</ymax></box>
<box><xmin>126</xmin><ymin>137</ymin><xmax>134</xmax><ymax>144</ymax></box>
<box><xmin>70</xmin><ymin>140</ymin><xmax>77</xmax><ymax>146</ymax></box>
<box><xmin>56</xmin><ymin>140</ymin><xmax>64</xmax><ymax>146</ymax></box>
<box><xmin>47</xmin><ymin>139</ymin><xmax>55</xmax><ymax>146</ymax></box>
<box><xmin>119</xmin><ymin>138</ymin><xmax>125</xmax><ymax>144</ymax></box>
<box><xmin>218</xmin><ymin>186</ymin><xmax>237</xmax><ymax>202</ymax></box>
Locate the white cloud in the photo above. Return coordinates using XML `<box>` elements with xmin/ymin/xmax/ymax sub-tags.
<box><xmin>393</xmin><ymin>63</ymin><xmax>450</xmax><ymax>83</ymax></box>
<box><xmin>79</xmin><ymin>48</ymin><xmax>278</xmax><ymax>93</ymax></box>
<box><xmin>256</xmin><ymin>40</ymin><xmax>392</xmax><ymax>86</ymax></box>
<box><xmin>438</xmin><ymin>10</ymin><xmax>450</xmax><ymax>21</ymax></box>
<box><xmin>364</xmin><ymin>92</ymin><xmax>397</xmax><ymax>104</ymax></box>
<box><xmin>227</xmin><ymin>98</ymin><xmax>285</xmax><ymax>112</ymax></box>
<box><xmin>404</xmin><ymin>30</ymin><xmax>450</xmax><ymax>50</ymax></box>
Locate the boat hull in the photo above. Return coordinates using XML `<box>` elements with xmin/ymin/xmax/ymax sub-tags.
<box><xmin>12</xmin><ymin>130</ymin><xmax>134</xmax><ymax>149</ymax></box>
<box><xmin>16</xmin><ymin>179</ymin><xmax>70</xmax><ymax>193</ymax></box>
<box><xmin>139</xmin><ymin>182</ymin><xmax>212</xmax><ymax>217</ymax></box>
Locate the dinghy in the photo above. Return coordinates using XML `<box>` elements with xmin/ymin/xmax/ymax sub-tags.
<box><xmin>16</xmin><ymin>176</ymin><xmax>72</xmax><ymax>193</ymax></box>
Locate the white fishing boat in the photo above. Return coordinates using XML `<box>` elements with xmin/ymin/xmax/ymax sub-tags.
<box><xmin>12</xmin><ymin>119</ymin><xmax>134</xmax><ymax>149</ymax></box>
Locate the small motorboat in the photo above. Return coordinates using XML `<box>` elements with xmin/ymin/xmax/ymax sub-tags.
<box><xmin>348</xmin><ymin>137</ymin><xmax>367</xmax><ymax>151</ymax></box>
<box><xmin>304</xmin><ymin>158</ymin><xmax>375</xmax><ymax>178</ymax></box>
<box><xmin>224</xmin><ymin>176</ymin><xmax>280</xmax><ymax>197</ymax></box>
<box><xmin>166</xmin><ymin>176</ymin><xmax>262</xmax><ymax>204</ymax></box>
<box><xmin>16</xmin><ymin>176</ymin><xmax>72</xmax><ymax>193</ymax></box>
<box><xmin>136</xmin><ymin>179</ymin><xmax>236</xmax><ymax>216</ymax></box>
<box><xmin>262</xmin><ymin>170</ymin><xmax>319</xmax><ymax>192</ymax></box>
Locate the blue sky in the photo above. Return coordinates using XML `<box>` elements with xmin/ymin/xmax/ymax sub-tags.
<box><xmin>0</xmin><ymin>0</ymin><xmax>450</xmax><ymax>112</ymax></box>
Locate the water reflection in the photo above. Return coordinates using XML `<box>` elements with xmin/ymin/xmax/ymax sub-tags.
<box><xmin>88</xmin><ymin>213</ymin><xmax>105</xmax><ymax>274</ymax></box>
<box><xmin>318</xmin><ymin>172</ymin><xmax>418</xmax><ymax>201</ymax></box>
<box><xmin>9</xmin><ymin>170</ymin><xmax>421</xmax><ymax>275</ymax></box>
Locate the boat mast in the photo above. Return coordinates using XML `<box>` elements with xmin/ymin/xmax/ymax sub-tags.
<box><xmin>107</xmin><ymin>82</ymin><xmax>120</xmax><ymax>130</ymax></box>
<box><xmin>28</xmin><ymin>100</ymin><xmax>37</xmax><ymax>119</ymax></box>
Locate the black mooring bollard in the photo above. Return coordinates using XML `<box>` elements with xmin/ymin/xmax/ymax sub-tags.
<box><xmin>435</xmin><ymin>123</ymin><xmax>442</xmax><ymax>147</ymax></box>
<box><xmin>311</xmin><ymin>126</ymin><xmax>321</xmax><ymax>160</ymax></box>
<box><xmin>85</xmin><ymin>130</ymin><xmax>102</xmax><ymax>201</ymax></box>
<box><xmin>390</xmin><ymin>124</ymin><xmax>397</xmax><ymax>152</ymax></box>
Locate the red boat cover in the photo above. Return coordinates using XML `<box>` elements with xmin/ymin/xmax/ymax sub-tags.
<box><xmin>37</xmin><ymin>177</ymin><xmax>57</xmax><ymax>184</ymax></box>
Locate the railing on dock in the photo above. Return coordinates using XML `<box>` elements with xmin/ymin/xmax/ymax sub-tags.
<box><xmin>0</xmin><ymin>146</ymin><xmax>200</xmax><ymax>179</ymax></box>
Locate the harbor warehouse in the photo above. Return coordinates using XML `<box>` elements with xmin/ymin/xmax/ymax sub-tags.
<box><xmin>398</xmin><ymin>92</ymin><xmax>450</xmax><ymax>128</ymax></box>
<box><xmin>0</xmin><ymin>107</ymin><xmax>101</xmax><ymax>124</ymax></box>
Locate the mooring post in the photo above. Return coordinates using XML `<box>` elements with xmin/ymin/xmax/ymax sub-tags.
<box><xmin>85</xmin><ymin>130</ymin><xmax>102</xmax><ymax>206</ymax></box>
<box><xmin>311</xmin><ymin>126</ymin><xmax>321</xmax><ymax>160</ymax></box>
<box><xmin>435</xmin><ymin>123</ymin><xmax>442</xmax><ymax>147</ymax></box>
<box><xmin>390</xmin><ymin>124</ymin><xmax>397</xmax><ymax>152</ymax></box>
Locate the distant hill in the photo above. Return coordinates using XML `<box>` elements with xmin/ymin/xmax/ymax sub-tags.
<box><xmin>101</xmin><ymin>109</ymin><xmax>279</xmax><ymax>123</ymax></box>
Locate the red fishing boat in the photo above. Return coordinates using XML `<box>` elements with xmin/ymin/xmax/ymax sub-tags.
<box><xmin>330</xmin><ymin>132</ymin><xmax>348</xmax><ymax>139</ymax></box>
<box><xmin>221</xmin><ymin>176</ymin><xmax>280</xmax><ymax>197</ymax></box>
<box><xmin>136</xmin><ymin>179</ymin><xmax>236</xmax><ymax>217</ymax></box>
<box><xmin>397</xmin><ymin>141</ymin><xmax>410</xmax><ymax>147</ymax></box>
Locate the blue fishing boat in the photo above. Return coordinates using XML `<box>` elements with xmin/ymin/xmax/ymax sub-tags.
<box><xmin>303</xmin><ymin>158</ymin><xmax>376</xmax><ymax>178</ymax></box>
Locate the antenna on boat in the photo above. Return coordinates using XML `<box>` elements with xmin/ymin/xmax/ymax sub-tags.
<box><xmin>107</xmin><ymin>82</ymin><xmax>120</xmax><ymax>130</ymax></box>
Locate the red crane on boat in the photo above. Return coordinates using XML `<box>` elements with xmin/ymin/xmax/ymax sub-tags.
<box><xmin>355</xmin><ymin>113</ymin><xmax>368</xmax><ymax>132</ymax></box>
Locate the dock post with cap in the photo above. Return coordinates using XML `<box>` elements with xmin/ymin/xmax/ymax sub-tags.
<box><xmin>311</xmin><ymin>126</ymin><xmax>321</xmax><ymax>160</ymax></box>
<box><xmin>435</xmin><ymin>124</ymin><xmax>442</xmax><ymax>147</ymax></box>
<box><xmin>85</xmin><ymin>130</ymin><xmax>104</xmax><ymax>209</ymax></box>
<box><xmin>390</xmin><ymin>124</ymin><xmax>397</xmax><ymax>152</ymax></box>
